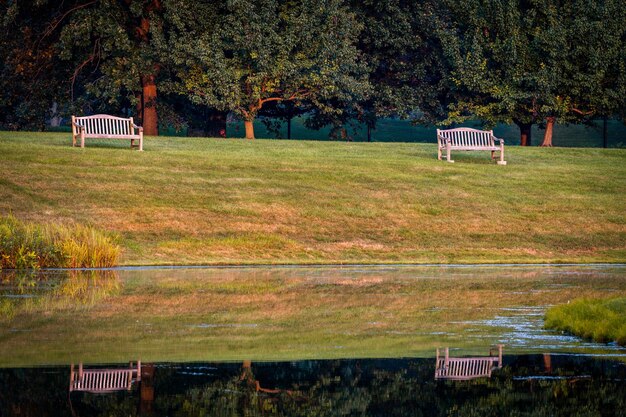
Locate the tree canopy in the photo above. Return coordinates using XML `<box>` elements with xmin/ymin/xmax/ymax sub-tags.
<box><xmin>1</xmin><ymin>0</ymin><xmax>624</xmax><ymax>143</ymax></box>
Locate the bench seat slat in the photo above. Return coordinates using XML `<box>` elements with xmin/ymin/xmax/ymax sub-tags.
<box><xmin>449</xmin><ymin>146</ymin><xmax>499</xmax><ymax>150</ymax></box>
<box><xmin>84</xmin><ymin>134</ymin><xmax>141</xmax><ymax>139</ymax></box>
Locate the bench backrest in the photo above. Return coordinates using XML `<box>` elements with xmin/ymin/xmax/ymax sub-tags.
<box><xmin>75</xmin><ymin>114</ymin><xmax>132</xmax><ymax>136</ymax></box>
<box><xmin>437</xmin><ymin>128</ymin><xmax>494</xmax><ymax>147</ymax></box>
<box><xmin>69</xmin><ymin>362</ymin><xmax>141</xmax><ymax>393</ymax></box>
<box><xmin>70</xmin><ymin>369</ymin><xmax>137</xmax><ymax>392</ymax></box>
<box><xmin>435</xmin><ymin>357</ymin><xmax>497</xmax><ymax>380</ymax></box>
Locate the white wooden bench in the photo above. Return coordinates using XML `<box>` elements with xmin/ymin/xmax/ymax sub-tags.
<box><xmin>69</xmin><ymin>361</ymin><xmax>141</xmax><ymax>393</ymax></box>
<box><xmin>435</xmin><ymin>345</ymin><xmax>503</xmax><ymax>380</ymax></box>
<box><xmin>71</xmin><ymin>114</ymin><xmax>143</xmax><ymax>151</ymax></box>
<box><xmin>437</xmin><ymin>128</ymin><xmax>505</xmax><ymax>165</ymax></box>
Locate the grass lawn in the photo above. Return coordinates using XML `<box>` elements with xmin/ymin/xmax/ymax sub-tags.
<box><xmin>545</xmin><ymin>297</ymin><xmax>626</xmax><ymax>345</ymax></box>
<box><xmin>0</xmin><ymin>131</ymin><xmax>625</xmax><ymax>265</ymax></box>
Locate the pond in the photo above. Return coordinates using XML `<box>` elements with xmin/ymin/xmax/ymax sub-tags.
<box><xmin>1</xmin><ymin>265</ymin><xmax>625</xmax><ymax>415</ymax></box>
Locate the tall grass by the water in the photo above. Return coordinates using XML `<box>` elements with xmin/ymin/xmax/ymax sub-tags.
<box><xmin>0</xmin><ymin>215</ymin><xmax>120</xmax><ymax>268</ymax></box>
<box><xmin>545</xmin><ymin>298</ymin><xmax>626</xmax><ymax>346</ymax></box>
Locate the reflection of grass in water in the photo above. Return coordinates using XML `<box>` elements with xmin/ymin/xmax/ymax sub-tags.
<box><xmin>0</xmin><ymin>270</ymin><xmax>120</xmax><ymax>320</ymax></box>
<box><xmin>545</xmin><ymin>297</ymin><xmax>626</xmax><ymax>345</ymax></box>
<box><xmin>2</xmin><ymin>266</ymin><xmax>626</xmax><ymax>366</ymax></box>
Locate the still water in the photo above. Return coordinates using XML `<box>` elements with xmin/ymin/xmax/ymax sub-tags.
<box><xmin>1</xmin><ymin>265</ymin><xmax>625</xmax><ymax>415</ymax></box>
<box><xmin>2</xmin><ymin>355</ymin><xmax>626</xmax><ymax>416</ymax></box>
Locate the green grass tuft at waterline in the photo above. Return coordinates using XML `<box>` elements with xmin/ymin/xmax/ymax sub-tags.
<box><xmin>0</xmin><ymin>214</ymin><xmax>120</xmax><ymax>268</ymax></box>
<box><xmin>0</xmin><ymin>131</ymin><xmax>625</xmax><ymax>265</ymax></box>
<box><xmin>545</xmin><ymin>297</ymin><xmax>626</xmax><ymax>345</ymax></box>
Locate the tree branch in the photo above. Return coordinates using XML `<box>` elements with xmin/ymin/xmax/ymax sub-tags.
<box><xmin>40</xmin><ymin>1</ymin><xmax>98</xmax><ymax>42</ymax></box>
<box><xmin>572</xmin><ymin>107</ymin><xmax>594</xmax><ymax>116</ymax></box>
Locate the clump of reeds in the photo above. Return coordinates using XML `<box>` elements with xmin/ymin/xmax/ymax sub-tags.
<box><xmin>0</xmin><ymin>214</ymin><xmax>120</xmax><ymax>269</ymax></box>
<box><xmin>545</xmin><ymin>297</ymin><xmax>626</xmax><ymax>346</ymax></box>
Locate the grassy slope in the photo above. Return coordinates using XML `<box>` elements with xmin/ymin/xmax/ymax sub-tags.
<box><xmin>545</xmin><ymin>297</ymin><xmax>626</xmax><ymax>345</ymax></box>
<box><xmin>0</xmin><ymin>131</ymin><xmax>625</xmax><ymax>265</ymax></box>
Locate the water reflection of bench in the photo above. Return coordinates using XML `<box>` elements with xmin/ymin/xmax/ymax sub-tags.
<box><xmin>435</xmin><ymin>345</ymin><xmax>503</xmax><ymax>380</ymax></box>
<box><xmin>69</xmin><ymin>362</ymin><xmax>141</xmax><ymax>393</ymax></box>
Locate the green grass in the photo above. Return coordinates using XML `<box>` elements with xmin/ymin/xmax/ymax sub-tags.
<box><xmin>545</xmin><ymin>297</ymin><xmax>626</xmax><ymax>345</ymax></box>
<box><xmin>0</xmin><ymin>131</ymin><xmax>625</xmax><ymax>265</ymax></box>
<box><xmin>2</xmin><ymin>265</ymin><xmax>625</xmax><ymax>366</ymax></box>
<box><xmin>0</xmin><ymin>214</ymin><xmax>120</xmax><ymax>268</ymax></box>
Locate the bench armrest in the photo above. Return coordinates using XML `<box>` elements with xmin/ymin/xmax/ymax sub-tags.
<box><xmin>493</xmin><ymin>136</ymin><xmax>504</xmax><ymax>144</ymax></box>
<box><xmin>437</xmin><ymin>135</ymin><xmax>452</xmax><ymax>145</ymax></box>
<box><xmin>72</xmin><ymin>121</ymin><xmax>84</xmax><ymax>129</ymax></box>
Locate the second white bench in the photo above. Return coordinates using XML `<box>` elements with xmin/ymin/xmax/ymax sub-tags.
<box><xmin>437</xmin><ymin>128</ymin><xmax>506</xmax><ymax>165</ymax></box>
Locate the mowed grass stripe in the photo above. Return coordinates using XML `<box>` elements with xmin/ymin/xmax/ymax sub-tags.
<box><xmin>0</xmin><ymin>131</ymin><xmax>625</xmax><ymax>265</ymax></box>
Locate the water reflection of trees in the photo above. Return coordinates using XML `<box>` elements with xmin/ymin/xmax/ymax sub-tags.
<box><xmin>1</xmin><ymin>356</ymin><xmax>625</xmax><ymax>416</ymax></box>
<box><xmin>0</xmin><ymin>270</ymin><xmax>120</xmax><ymax>320</ymax></box>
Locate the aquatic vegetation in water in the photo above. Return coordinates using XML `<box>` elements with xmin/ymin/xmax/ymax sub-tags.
<box><xmin>0</xmin><ymin>214</ymin><xmax>120</xmax><ymax>269</ymax></box>
<box><xmin>545</xmin><ymin>297</ymin><xmax>626</xmax><ymax>346</ymax></box>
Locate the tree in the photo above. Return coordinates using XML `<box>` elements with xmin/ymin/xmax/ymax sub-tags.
<box><xmin>353</xmin><ymin>0</ymin><xmax>449</xmax><ymax>130</ymax></box>
<box><xmin>440</xmin><ymin>0</ymin><xmax>546</xmax><ymax>145</ymax></box>
<box><xmin>179</xmin><ymin>0</ymin><xmax>369</xmax><ymax>139</ymax></box>
<box><xmin>0</xmin><ymin>1</ymin><xmax>75</xmax><ymax>130</ymax></box>
<box><xmin>440</xmin><ymin>0</ymin><xmax>626</xmax><ymax>147</ymax></box>
<box><xmin>303</xmin><ymin>0</ymin><xmax>450</xmax><ymax>142</ymax></box>
<box><xmin>538</xmin><ymin>0</ymin><xmax>626</xmax><ymax>146</ymax></box>
<box><xmin>56</xmin><ymin>0</ymin><xmax>168</xmax><ymax>135</ymax></box>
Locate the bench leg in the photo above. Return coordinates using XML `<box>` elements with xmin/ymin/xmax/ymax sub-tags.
<box><xmin>497</xmin><ymin>144</ymin><xmax>506</xmax><ymax>165</ymax></box>
<box><xmin>139</xmin><ymin>131</ymin><xmax>143</xmax><ymax>151</ymax></box>
<box><xmin>131</xmin><ymin>138</ymin><xmax>135</xmax><ymax>149</ymax></box>
<box><xmin>491</xmin><ymin>151</ymin><xmax>495</xmax><ymax>160</ymax></box>
<box><xmin>438</xmin><ymin>146</ymin><xmax>442</xmax><ymax>161</ymax></box>
<box><xmin>72</xmin><ymin>135</ymin><xmax>76</xmax><ymax>147</ymax></box>
<box><xmin>80</xmin><ymin>132</ymin><xmax>85</xmax><ymax>148</ymax></box>
<box><xmin>446</xmin><ymin>144</ymin><xmax>454</xmax><ymax>163</ymax></box>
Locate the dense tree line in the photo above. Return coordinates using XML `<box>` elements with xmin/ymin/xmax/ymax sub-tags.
<box><xmin>1</xmin><ymin>0</ymin><xmax>624</xmax><ymax>145</ymax></box>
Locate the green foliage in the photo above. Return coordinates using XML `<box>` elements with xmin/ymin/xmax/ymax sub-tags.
<box><xmin>2</xmin><ymin>0</ymin><xmax>624</xmax><ymax>139</ymax></box>
<box><xmin>0</xmin><ymin>1</ymin><xmax>73</xmax><ymax>130</ymax></box>
<box><xmin>545</xmin><ymin>297</ymin><xmax>626</xmax><ymax>345</ymax></box>
<box><xmin>0</xmin><ymin>215</ymin><xmax>120</xmax><ymax>269</ymax></box>
<box><xmin>177</xmin><ymin>0</ymin><xmax>369</xmax><ymax>126</ymax></box>
<box><xmin>440</xmin><ymin>0</ymin><xmax>626</xmax><ymax>129</ymax></box>
<box><xmin>56</xmin><ymin>1</ymin><xmax>157</xmax><ymax>109</ymax></box>
<box><xmin>353</xmin><ymin>0</ymin><xmax>449</xmax><ymax>123</ymax></box>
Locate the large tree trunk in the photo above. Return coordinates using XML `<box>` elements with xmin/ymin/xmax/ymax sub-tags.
<box><xmin>541</xmin><ymin>116</ymin><xmax>555</xmax><ymax>147</ymax></box>
<box><xmin>135</xmin><ymin>1</ymin><xmax>162</xmax><ymax>136</ymax></box>
<box><xmin>244</xmin><ymin>119</ymin><xmax>255</xmax><ymax>139</ymax></box>
<box><xmin>142</xmin><ymin>74</ymin><xmax>158</xmax><ymax>136</ymax></box>
<box><xmin>515</xmin><ymin>121</ymin><xmax>532</xmax><ymax>146</ymax></box>
<box><xmin>205</xmin><ymin>109</ymin><xmax>227</xmax><ymax>138</ymax></box>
